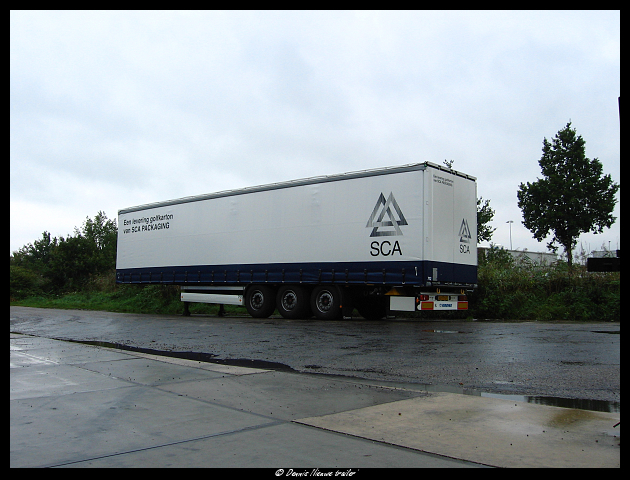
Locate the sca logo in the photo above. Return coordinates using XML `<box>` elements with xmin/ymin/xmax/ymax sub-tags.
<box><xmin>458</xmin><ymin>218</ymin><xmax>472</xmax><ymax>254</ymax></box>
<box><xmin>366</xmin><ymin>193</ymin><xmax>407</xmax><ymax>256</ymax></box>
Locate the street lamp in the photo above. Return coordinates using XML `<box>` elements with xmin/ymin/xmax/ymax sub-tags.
<box><xmin>506</xmin><ymin>220</ymin><xmax>513</xmax><ymax>250</ymax></box>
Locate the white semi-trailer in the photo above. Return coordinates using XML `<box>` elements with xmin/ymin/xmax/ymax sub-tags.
<box><xmin>116</xmin><ymin>162</ymin><xmax>477</xmax><ymax>320</ymax></box>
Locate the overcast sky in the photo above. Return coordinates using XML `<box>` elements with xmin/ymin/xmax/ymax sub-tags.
<box><xmin>10</xmin><ymin>10</ymin><xmax>620</xmax><ymax>258</ymax></box>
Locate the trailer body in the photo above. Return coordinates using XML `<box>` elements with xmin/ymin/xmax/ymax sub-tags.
<box><xmin>116</xmin><ymin>162</ymin><xmax>477</xmax><ymax>319</ymax></box>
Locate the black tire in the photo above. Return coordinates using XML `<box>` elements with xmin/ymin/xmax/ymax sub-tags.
<box><xmin>310</xmin><ymin>285</ymin><xmax>342</xmax><ymax>320</ymax></box>
<box><xmin>245</xmin><ymin>285</ymin><xmax>276</xmax><ymax>318</ymax></box>
<box><xmin>276</xmin><ymin>285</ymin><xmax>311</xmax><ymax>319</ymax></box>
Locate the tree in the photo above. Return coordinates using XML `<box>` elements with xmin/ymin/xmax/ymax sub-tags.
<box><xmin>477</xmin><ymin>197</ymin><xmax>496</xmax><ymax>243</ymax></box>
<box><xmin>9</xmin><ymin>212</ymin><xmax>118</xmax><ymax>294</ymax></box>
<box><xmin>79</xmin><ymin>211</ymin><xmax>118</xmax><ymax>273</ymax></box>
<box><xmin>517</xmin><ymin>122</ymin><xmax>619</xmax><ymax>268</ymax></box>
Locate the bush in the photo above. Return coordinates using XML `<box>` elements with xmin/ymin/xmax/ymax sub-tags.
<box><xmin>469</xmin><ymin>252</ymin><xmax>619</xmax><ymax>321</ymax></box>
<box><xmin>10</xmin><ymin>212</ymin><xmax>117</xmax><ymax>296</ymax></box>
<box><xmin>10</xmin><ymin>265</ymin><xmax>42</xmax><ymax>300</ymax></box>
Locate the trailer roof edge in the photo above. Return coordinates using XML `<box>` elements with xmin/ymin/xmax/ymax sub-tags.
<box><xmin>118</xmin><ymin>161</ymin><xmax>476</xmax><ymax>215</ymax></box>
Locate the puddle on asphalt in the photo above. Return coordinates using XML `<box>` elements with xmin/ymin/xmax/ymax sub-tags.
<box><xmin>421</xmin><ymin>329</ymin><xmax>464</xmax><ymax>334</ymax></box>
<box><xmin>480</xmin><ymin>391</ymin><xmax>620</xmax><ymax>413</ymax></box>
<box><xmin>413</xmin><ymin>382</ymin><xmax>619</xmax><ymax>413</ymax></box>
<box><xmin>55</xmin><ymin>337</ymin><xmax>619</xmax><ymax>414</ymax></box>
<box><xmin>66</xmin><ymin>339</ymin><xmax>298</xmax><ymax>372</ymax></box>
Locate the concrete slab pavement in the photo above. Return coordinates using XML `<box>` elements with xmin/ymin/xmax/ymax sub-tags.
<box><xmin>10</xmin><ymin>333</ymin><xmax>619</xmax><ymax>468</ymax></box>
<box><xmin>297</xmin><ymin>392</ymin><xmax>620</xmax><ymax>468</ymax></box>
<box><xmin>10</xmin><ymin>333</ymin><xmax>479</xmax><ymax>468</ymax></box>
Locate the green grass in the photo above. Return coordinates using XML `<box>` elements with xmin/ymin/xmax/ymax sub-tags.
<box><xmin>10</xmin><ymin>285</ymin><xmax>234</xmax><ymax>316</ymax></box>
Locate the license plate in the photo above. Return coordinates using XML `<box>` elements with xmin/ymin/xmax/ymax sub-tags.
<box><xmin>434</xmin><ymin>302</ymin><xmax>455</xmax><ymax>310</ymax></box>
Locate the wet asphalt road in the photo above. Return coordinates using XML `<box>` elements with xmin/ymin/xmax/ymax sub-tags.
<box><xmin>9</xmin><ymin>306</ymin><xmax>620</xmax><ymax>404</ymax></box>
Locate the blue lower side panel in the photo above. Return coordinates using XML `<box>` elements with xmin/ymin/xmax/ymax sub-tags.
<box><xmin>116</xmin><ymin>260</ymin><xmax>477</xmax><ymax>288</ymax></box>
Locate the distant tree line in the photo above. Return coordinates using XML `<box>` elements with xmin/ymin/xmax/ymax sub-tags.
<box><xmin>10</xmin><ymin>211</ymin><xmax>117</xmax><ymax>298</ymax></box>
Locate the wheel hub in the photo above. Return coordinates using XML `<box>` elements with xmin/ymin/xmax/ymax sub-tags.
<box><xmin>316</xmin><ymin>292</ymin><xmax>333</xmax><ymax>312</ymax></box>
<box><xmin>282</xmin><ymin>291</ymin><xmax>298</xmax><ymax>310</ymax></box>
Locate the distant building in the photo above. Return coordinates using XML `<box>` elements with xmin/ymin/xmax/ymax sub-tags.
<box><xmin>508</xmin><ymin>249</ymin><xmax>558</xmax><ymax>265</ymax></box>
<box><xmin>590</xmin><ymin>250</ymin><xmax>619</xmax><ymax>258</ymax></box>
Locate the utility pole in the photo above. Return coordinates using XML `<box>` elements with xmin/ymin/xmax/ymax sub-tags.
<box><xmin>506</xmin><ymin>220</ymin><xmax>513</xmax><ymax>250</ymax></box>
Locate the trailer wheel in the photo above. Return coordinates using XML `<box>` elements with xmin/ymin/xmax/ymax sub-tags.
<box><xmin>311</xmin><ymin>286</ymin><xmax>342</xmax><ymax>320</ymax></box>
<box><xmin>245</xmin><ymin>285</ymin><xmax>276</xmax><ymax>318</ymax></box>
<box><xmin>276</xmin><ymin>285</ymin><xmax>311</xmax><ymax>319</ymax></box>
